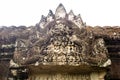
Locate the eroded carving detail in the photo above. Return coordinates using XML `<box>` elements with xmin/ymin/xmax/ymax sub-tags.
<box><xmin>13</xmin><ymin>4</ymin><xmax>110</xmax><ymax>67</ymax></box>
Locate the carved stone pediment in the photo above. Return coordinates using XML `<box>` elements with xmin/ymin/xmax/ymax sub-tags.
<box><xmin>13</xmin><ymin>4</ymin><xmax>110</xmax><ymax>68</ymax></box>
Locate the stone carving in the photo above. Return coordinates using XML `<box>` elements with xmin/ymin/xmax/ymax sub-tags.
<box><xmin>68</xmin><ymin>10</ymin><xmax>75</xmax><ymax>20</ymax></box>
<box><xmin>1</xmin><ymin>3</ymin><xmax>119</xmax><ymax>80</ymax></box>
<box><xmin>13</xmin><ymin>4</ymin><xmax>110</xmax><ymax>68</ymax></box>
<box><xmin>55</xmin><ymin>4</ymin><xmax>67</xmax><ymax>20</ymax></box>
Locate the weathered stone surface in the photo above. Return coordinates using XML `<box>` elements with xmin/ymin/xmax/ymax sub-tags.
<box><xmin>13</xmin><ymin>9</ymin><xmax>109</xmax><ymax>68</ymax></box>
<box><xmin>10</xmin><ymin>4</ymin><xmax>110</xmax><ymax>80</ymax></box>
<box><xmin>55</xmin><ymin>4</ymin><xmax>67</xmax><ymax>20</ymax></box>
<box><xmin>0</xmin><ymin>3</ymin><xmax>120</xmax><ymax>80</ymax></box>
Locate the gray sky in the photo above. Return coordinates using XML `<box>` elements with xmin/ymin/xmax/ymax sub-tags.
<box><xmin>0</xmin><ymin>0</ymin><xmax>120</xmax><ymax>27</ymax></box>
